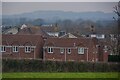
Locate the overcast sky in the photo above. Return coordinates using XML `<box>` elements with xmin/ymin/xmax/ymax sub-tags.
<box><xmin>2</xmin><ymin>2</ymin><xmax>117</xmax><ymax>15</ymax></box>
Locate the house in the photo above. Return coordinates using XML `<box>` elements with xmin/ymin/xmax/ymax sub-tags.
<box><xmin>40</xmin><ymin>24</ymin><xmax>60</xmax><ymax>37</ymax></box>
<box><xmin>97</xmin><ymin>40</ymin><xmax>111</xmax><ymax>62</ymax></box>
<box><xmin>83</xmin><ymin>34</ymin><xmax>105</xmax><ymax>39</ymax></box>
<box><xmin>90</xmin><ymin>34</ymin><xmax>105</xmax><ymax>39</ymax></box>
<box><xmin>17</xmin><ymin>25</ymin><xmax>49</xmax><ymax>38</ymax></box>
<box><xmin>1</xmin><ymin>34</ymin><xmax>44</xmax><ymax>59</ymax></box>
<box><xmin>1</xmin><ymin>33</ymin><xmax>110</xmax><ymax>62</ymax></box>
<box><xmin>58</xmin><ymin>31</ymin><xmax>66</xmax><ymax>37</ymax></box>
<box><xmin>43</xmin><ymin>37</ymin><xmax>100</xmax><ymax>62</ymax></box>
<box><xmin>2</xmin><ymin>27</ymin><xmax>19</xmax><ymax>34</ymax></box>
<box><xmin>59</xmin><ymin>33</ymin><xmax>77</xmax><ymax>38</ymax></box>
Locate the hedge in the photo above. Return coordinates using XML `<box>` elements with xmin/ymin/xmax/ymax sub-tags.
<box><xmin>108</xmin><ymin>55</ymin><xmax>120</xmax><ymax>62</ymax></box>
<box><xmin>2</xmin><ymin>59</ymin><xmax>119</xmax><ymax>72</ymax></box>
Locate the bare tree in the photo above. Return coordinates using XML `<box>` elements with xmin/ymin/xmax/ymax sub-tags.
<box><xmin>112</xmin><ymin>1</ymin><xmax>120</xmax><ymax>55</ymax></box>
<box><xmin>113</xmin><ymin>1</ymin><xmax>120</xmax><ymax>33</ymax></box>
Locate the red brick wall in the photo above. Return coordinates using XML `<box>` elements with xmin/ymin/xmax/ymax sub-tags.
<box><xmin>103</xmin><ymin>51</ymin><xmax>109</xmax><ymax>62</ymax></box>
<box><xmin>2</xmin><ymin>47</ymin><xmax>35</xmax><ymax>59</ymax></box>
<box><xmin>2</xmin><ymin>35</ymin><xmax>44</xmax><ymax>59</ymax></box>
<box><xmin>44</xmin><ymin>47</ymin><xmax>98</xmax><ymax>62</ymax></box>
<box><xmin>66</xmin><ymin>48</ymin><xmax>86</xmax><ymax>61</ymax></box>
<box><xmin>44</xmin><ymin>48</ymin><xmax>65</xmax><ymax>61</ymax></box>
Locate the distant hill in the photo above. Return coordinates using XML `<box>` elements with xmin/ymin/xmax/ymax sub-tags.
<box><xmin>2</xmin><ymin>10</ymin><xmax>116</xmax><ymax>22</ymax></box>
<box><xmin>2</xmin><ymin>10</ymin><xmax>117</xmax><ymax>34</ymax></box>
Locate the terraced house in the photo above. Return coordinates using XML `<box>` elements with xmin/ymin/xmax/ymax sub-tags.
<box><xmin>1</xmin><ymin>25</ymin><xmax>110</xmax><ymax>62</ymax></box>
<box><xmin>1</xmin><ymin>34</ymin><xmax>110</xmax><ymax>62</ymax></box>
<box><xmin>43</xmin><ymin>37</ymin><xmax>99</xmax><ymax>62</ymax></box>
<box><xmin>1</xmin><ymin>34</ymin><xmax>44</xmax><ymax>59</ymax></box>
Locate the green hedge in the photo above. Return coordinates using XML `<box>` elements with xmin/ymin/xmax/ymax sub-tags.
<box><xmin>108</xmin><ymin>55</ymin><xmax>120</xmax><ymax>62</ymax></box>
<box><xmin>2</xmin><ymin>59</ymin><xmax>119</xmax><ymax>72</ymax></box>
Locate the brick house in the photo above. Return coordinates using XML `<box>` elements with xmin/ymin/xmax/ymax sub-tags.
<box><xmin>43</xmin><ymin>37</ymin><xmax>99</xmax><ymax>62</ymax></box>
<box><xmin>1</xmin><ymin>34</ymin><xmax>44</xmax><ymax>59</ymax></box>
<box><xmin>40</xmin><ymin>24</ymin><xmax>60</xmax><ymax>37</ymax></box>
<box><xmin>17</xmin><ymin>25</ymin><xmax>49</xmax><ymax>38</ymax></box>
<box><xmin>97</xmin><ymin>40</ymin><xmax>111</xmax><ymax>62</ymax></box>
<box><xmin>1</xmin><ymin>33</ymin><xmax>110</xmax><ymax>62</ymax></box>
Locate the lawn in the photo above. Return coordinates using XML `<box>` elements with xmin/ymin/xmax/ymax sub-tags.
<box><xmin>2</xmin><ymin>72</ymin><xmax>119</xmax><ymax>78</ymax></box>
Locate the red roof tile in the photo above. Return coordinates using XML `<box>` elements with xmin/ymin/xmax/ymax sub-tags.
<box><xmin>17</xmin><ymin>26</ymin><xmax>49</xmax><ymax>37</ymax></box>
<box><xmin>44</xmin><ymin>37</ymin><xmax>96</xmax><ymax>47</ymax></box>
<box><xmin>2</xmin><ymin>34</ymin><xmax>44</xmax><ymax>46</ymax></box>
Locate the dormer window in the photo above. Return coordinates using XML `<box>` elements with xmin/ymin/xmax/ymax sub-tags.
<box><xmin>25</xmin><ymin>46</ymin><xmax>31</xmax><ymax>53</ymax></box>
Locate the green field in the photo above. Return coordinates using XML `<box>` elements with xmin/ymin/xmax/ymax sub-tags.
<box><xmin>2</xmin><ymin>72</ymin><xmax>119</xmax><ymax>78</ymax></box>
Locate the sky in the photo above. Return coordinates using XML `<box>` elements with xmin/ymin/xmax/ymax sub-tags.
<box><xmin>2</xmin><ymin>2</ymin><xmax>118</xmax><ymax>15</ymax></box>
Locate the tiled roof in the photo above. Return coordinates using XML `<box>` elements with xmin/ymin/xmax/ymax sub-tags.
<box><xmin>59</xmin><ymin>33</ymin><xmax>77</xmax><ymax>38</ymax></box>
<box><xmin>2</xmin><ymin>34</ymin><xmax>44</xmax><ymax>46</ymax></box>
<box><xmin>44</xmin><ymin>37</ymin><xmax>97</xmax><ymax>47</ymax></box>
<box><xmin>40</xmin><ymin>26</ymin><xmax>59</xmax><ymax>32</ymax></box>
<box><xmin>2</xmin><ymin>27</ymin><xmax>18</xmax><ymax>34</ymax></box>
<box><xmin>17</xmin><ymin>26</ymin><xmax>49</xmax><ymax>37</ymax></box>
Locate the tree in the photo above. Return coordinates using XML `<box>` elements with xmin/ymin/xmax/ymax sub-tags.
<box><xmin>61</xmin><ymin>19</ymin><xmax>73</xmax><ymax>33</ymax></box>
<box><xmin>113</xmin><ymin>1</ymin><xmax>120</xmax><ymax>34</ymax></box>
<box><xmin>112</xmin><ymin>1</ymin><xmax>120</xmax><ymax>55</ymax></box>
<box><xmin>32</xmin><ymin>18</ymin><xmax>45</xmax><ymax>26</ymax></box>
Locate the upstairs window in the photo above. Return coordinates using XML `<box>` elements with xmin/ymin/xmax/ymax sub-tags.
<box><xmin>1</xmin><ymin>46</ymin><xmax>6</xmax><ymax>52</ymax></box>
<box><xmin>67</xmin><ymin>48</ymin><xmax>71</xmax><ymax>54</ymax></box>
<box><xmin>104</xmin><ymin>45</ymin><xmax>108</xmax><ymax>52</ymax></box>
<box><xmin>48</xmin><ymin>47</ymin><xmax>53</xmax><ymax>53</ymax></box>
<box><xmin>78</xmin><ymin>48</ymin><xmax>84</xmax><ymax>54</ymax></box>
<box><xmin>25</xmin><ymin>46</ymin><xmax>31</xmax><ymax>53</ymax></box>
<box><xmin>12</xmin><ymin>46</ymin><xmax>19</xmax><ymax>52</ymax></box>
<box><xmin>60</xmin><ymin>48</ymin><xmax>64</xmax><ymax>54</ymax></box>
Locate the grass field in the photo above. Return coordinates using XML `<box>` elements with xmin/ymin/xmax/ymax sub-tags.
<box><xmin>2</xmin><ymin>72</ymin><xmax>119</xmax><ymax>78</ymax></box>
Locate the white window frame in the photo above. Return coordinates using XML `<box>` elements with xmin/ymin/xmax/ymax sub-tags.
<box><xmin>25</xmin><ymin>46</ymin><xmax>31</xmax><ymax>53</ymax></box>
<box><xmin>1</xmin><ymin>45</ymin><xmax>6</xmax><ymax>52</ymax></box>
<box><xmin>48</xmin><ymin>47</ymin><xmax>53</xmax><ymax>53</ymax></box>
<box><xmin>104</xmin><ymin>45</ymin><xmax>108</xmax><ymax>52</ymax></box>
<box><xmin>78</xmin><ymin>47</ymin><xmax>84</xmax><ymax>54</ymax></box>
<box><xmin>60</xmin><ymin>48</ymin><xmax>64</xmax><ymax>54</ymax></box>
<box><xmin>12</xmin><ymin>46</ymin><xmax>19</xmax><ymax>52</ymax></box>
<box><xmin>67</xmin><ymin>48</ymin><xmax>71</xmax><ymax>54</ymax></box>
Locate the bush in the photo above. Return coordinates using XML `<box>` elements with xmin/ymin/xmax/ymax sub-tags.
<box><xmin>2</xmin><ymin>59</ymin><xmax>119</xmax><ymax>72</ymax></box>
<box><xmin>108</xmin><ymin>55</ymin><xmax>120</xmax><ymax>62</ymax></box>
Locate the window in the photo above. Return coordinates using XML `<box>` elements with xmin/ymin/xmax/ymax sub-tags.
<box><xmin>48</xmin><ymin>47</ymin><xmax>53</xmax><ymax>53</ymax></box>
<box><xmin>60</xmin><ymin>48</ymin><xmax>64</xmax><ymax>54</ymax></box>
<box><xmin>12</xmin><ymin>46</ymin><xmax>18</xmax><ymax>52</ymax></box>
<box><xmin>104</xmin><ymin>45</ymin><xmax>108</xmax><ymax>52</ymax></box>
<box><xmin>25</xmin><ymin>46</ymin><xmax>31</xmax><ymax>53</ymax></box>
<box><xmin>1</xmin><ymin>46</ymin><xmax>6</xmax><ymax>52</ymax></box>
<box><xmin>78</xmin><ymin>48</ymin><xmax>84</xmax><ymax>54</ymax></box>
<box><xmin>67</xmin><ymin>48</ymin><xmax>71</xmax><ymax>54</ymax></box>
